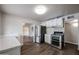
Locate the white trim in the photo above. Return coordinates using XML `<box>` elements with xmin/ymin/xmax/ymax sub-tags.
<box><xmin>65</xmin><ymin>41</ymin><xmax>78</xmax><ymax>45</ymax></box>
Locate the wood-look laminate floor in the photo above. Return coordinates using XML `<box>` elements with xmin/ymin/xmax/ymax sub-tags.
<box><xmin>21</xmin><ymin>42</ymin><xmax>79</xmax><ymax>55</ymax></box>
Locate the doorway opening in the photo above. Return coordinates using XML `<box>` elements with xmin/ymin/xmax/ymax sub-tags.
<box><xmin>22</xmin><ymin>23</ymin><xmax>33</xmax><ymax>45</ymax></box>
<box><xmin>64</xmin><ymin>19</ymin><xmax>78</xmax><ymax>50</ymax></box>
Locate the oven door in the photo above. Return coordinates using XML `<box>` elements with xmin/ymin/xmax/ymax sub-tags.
<box><xmin>51</xmin><ymin>35</ymin><xmax>60</xmax><ymax>46</ymax></box>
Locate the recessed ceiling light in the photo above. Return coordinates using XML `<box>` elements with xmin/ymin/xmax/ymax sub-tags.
<box><xmin>34</xmin><ymin>5</ymin><xmax>47</xmax><ymax>15</ymax></box>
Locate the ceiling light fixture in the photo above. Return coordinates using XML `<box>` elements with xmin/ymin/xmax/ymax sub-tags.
<box><xmin>72</xmin><ymin>22</ymin><xmax>78</xmax><ymax>27</ymax></box>
<box><xmin>34</xmin><ymin>5</ymin><xmax>47</xmax><ymax>15</ymax></box>
<box><xmin>71</xmin><ymin>19</ymin><xmax>78</xmax><ymax>27</ymax></box>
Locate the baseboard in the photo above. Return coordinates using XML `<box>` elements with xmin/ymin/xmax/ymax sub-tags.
<box><xmin>65</xmin><ymin>41</ymin><xmax>78</xmax><ymax>45</ymax></box>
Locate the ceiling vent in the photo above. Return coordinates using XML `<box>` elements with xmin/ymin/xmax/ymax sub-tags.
<box><xmin>67</xmin><ymin>15</ymin><xmax>74</xmax><ymax>19</ymax></box>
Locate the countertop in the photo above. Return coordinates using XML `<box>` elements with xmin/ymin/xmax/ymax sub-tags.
<box><xmin>0</xmin><ymin>36</ymin><xmax>22</xmax><ymax>53</ymax></box>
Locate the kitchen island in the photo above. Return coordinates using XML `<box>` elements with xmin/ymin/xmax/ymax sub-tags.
<box><xmin>0</xmin><ymin>36</ymin><xmax>22</xmax><ymax>55</ymax></box>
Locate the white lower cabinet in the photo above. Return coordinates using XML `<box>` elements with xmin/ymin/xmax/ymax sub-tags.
<box><xmin>45</xmin><ymin>34</ymin><xmax>51</xmax><ymax>44</ymax></box>
<box><xmin>36</xmin><ymin>36</ymin><xmax>40</xmax><ymax>43</ymax></box>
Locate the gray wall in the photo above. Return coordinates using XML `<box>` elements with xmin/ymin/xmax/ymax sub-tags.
<box><xmin>2</xmin><ymin>13</ymin><xmax>39</xmax><ymax>36</ymax></box>
<box><xmin>64</xmin><ymin>22</ymin><xmax>78</xmax><ymax>45</ymax></box>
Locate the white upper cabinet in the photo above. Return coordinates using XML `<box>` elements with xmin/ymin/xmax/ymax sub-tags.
<box><xmin>41</xmin><ymin>13</ymin><xmax>79</xmax><ymax>28</ymax></box>
<box><xmin>41</xmin><ymin>17</ymin><xmax>64</xmax><ymax>27</ymax></box>
<box><xmin>45</xmin><ymin>19</ymin><xmax>57</xmax><ymax>27</ymax></box>
<box><xmin>56</xmin><ymin>18</ymin><xmax>63</xmax><ymax>27</ymax></box>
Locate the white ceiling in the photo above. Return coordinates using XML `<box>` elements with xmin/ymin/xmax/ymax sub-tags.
<box><xmin>1</xmin><ymin>4</ymin><xmax>79</xmax><ymax>22</ymax></box>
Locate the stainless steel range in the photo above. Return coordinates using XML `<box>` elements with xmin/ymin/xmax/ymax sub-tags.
<box><xmin>51</xmin><ymin>32</ymin><xmax>64</xmax><ymax>49</ymax></box>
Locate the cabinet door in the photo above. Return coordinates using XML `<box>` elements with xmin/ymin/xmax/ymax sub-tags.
<box><xmin>48</xmin><ymin>35</ymin><xmax>51</xmax><ymax>44</ymax></box>
<box><xmin>45</xmin><ymin>21</ymin><xmax>50</xmax><ymax>27</ymax></box>
<box><xmin>46</xmin><ymin>19</ymin><xmax>57</xmax><ymax>27</ymax></box>
<box><xmin>45</xmin><ymin>35</ymin><xmax>51</xmax><ymax>44</ymax></box>
<box><xmin>41</xmin><ymin>18</ymin><xmax>63</xmax><ymax>27</ymax></box>
<box><xmin>36</xmin><ymin>36</ymin><xmax>40</xmax><ymax>43</ymax></box>
<box><xmin>56</xmin><ymin>18</ymin><xmax>63</xmax><ymax>27</ymax></box>
<box><xmin>45</xmin><ymin>35</ymin><xmax>48</xmax><ymax>43</ymax></box>
<box><xmin>52</xmin><ymin>19</ymin><xmax>57</xmax><ymax>26</ymax></box>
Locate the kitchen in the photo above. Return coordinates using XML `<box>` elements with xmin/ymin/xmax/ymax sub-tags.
<box><xmin>0</xmin><ymin>4</ymin><xmax>79</xmax><ymax>55</ymax></box>
<box><xmin>29</xmin><ymin>12</ymin><xmax>79</xmax><ymax>54</ymax></box>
